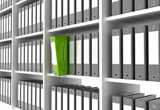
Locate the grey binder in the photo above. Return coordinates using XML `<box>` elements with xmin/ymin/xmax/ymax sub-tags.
<box><xmin>69</xmin><ymin>36</ymin><xmax>76</xmax><ymax>75</ymax></box>
<box><xmin>2</xmin><ymin>16</ymin><xmax>4</xmax><ymax>39</ymax></box>
<box><xmin>22</xmin><ymin>43</ymin><xmax>25</xmax><ymax>71</ymax></box>
<box><xmin>5</xmin><ymin>45</ymin><xmax>8</xmax><ymax>70</ymax></box>
<box><xmin>37</xmin><ymin>41</ymin><xmax>41</xmax><ymax>72</ymax></box>
<box><xmin>57</xmin><ymin>0</ymin><xmax>62</xmax><ymax>27</ymax></box>
<box><xmin>32</xmin><ymin>82</ymin><xmax>36</xmax><ymax>110</ymax></box>
<box><xmin>3</xmin><ymin>46</ymin><xmax>6</xmax><ymax>70</ymax></box>
<box><xmin>52</xmin><ymin>86</ymin><xmax>57</xmax><ymax>110</ymax></box>
<box><xmin>135</xmin><ymin>0</ymin><xmax>146</xmax><ymax>11</ymax></box>
<box><xmin>83</xmin><ymin>0</ymin><xmax>91</xmax><ymax>22</ymax></box>
<box><xmin>8</xmin><ymin>79</ymin><xmax>11</xmax><ymax>105</ymax></box>
<box><xmin>63</xmin><ymin>87</ymin><xmax>69</xmax><ymax>110</ymax></box>
<box><xmin>40</xmin><ymin>40</ymin><xmax>43</xmax><ymax>72</ymax></box>
<box><xmin>33</xmin><ymin>41</ymin><xmax>37</xmax><ymax>72</ymax></box>
<box><xmin>0</xmin><ymin>78</ymin><xmax>2</xmax><ymax>102</ymax></box>
<box><xmin>41</xmin><ymin>0</ymin><xmax>44</xmax><ymax>31</ymax></box>
<box><xmin>51</xmin><ymin>0</ymin><xmax>57</xmax><ymax>28</ymax></box>
<box><xmin>112</xmin><ymin>0</ymin><xmax>121</xmax><ymax>16</ymax></box>
<box><xmin>149</xmin><ymin>98</ymin><xmax>160</xmax><ymax>110</ymax></box>
<box><xmin>33</xmin><ymin>2</ymin><xmax>37</xmax><ymax>33</ymax></box>
<box><xmin>37</xmin><ymin>0</ymin><xmax>41</xmax><ymax>32</ymax></box>
<box><xmin>28</xmin><ymin>82</ymin><xmax>32</xmax><ymax>110</ymax></box>
<box><xmin>69</xmin><ymin>0</ymin><xmax>76</xmax><ymax>25</ymax></box>
<box><xmin>92</xmin><ymin>0</ymin><xmax>99</xmax><ymax>20</ymax></box>
<box><xmin>83</xmin><ymin>33</ymin><xmax>91</xmax><ymax>76</ymax></box>
<box><xmin>123</xmin><ymin>0</ymin><xmax>134</xmax><ymax>13</ymax></box>
<box><xmin>25</xmin><ymin>42</ymin><xmax>29</xmax><ymax>71</ymax></box>
<box><xmin>9</xmin><ymin>13</ymin><xmax>12</xmax><ymax>38</ymax></box>
<box><xmin>57</xmin><ymin>86</ymin><xmax>63</xmax><ymax>110</ymax></box>
<box><xmin>24</xmin><ymin>81</ymin><xmax>28</xmax><ymax>110</ymax></box>
<box><xmin>5</xmin><ymin>15</ymin><xmax>8</xmax><ymax>39</ymax></box>
<box><xmin>25</xmin><ymin>6</ymin><xmax>29</xmax><ymax>34</ymax></box>
<box><xmin>36</xmin><ymin>83</ymin><xmax>41</xmax><ymax>110</ymax></box>
<box><xmin>112</xmin><ymin>29</ymin><xmax>122</xmax><ymax>78</ymax></box>
<box><xmin>92</xmin><ymin>91</ymin><xmax>99</xmax><ymax>110</ymax></box>
<box><xmin>9</xmin><ymin>45</ymin><xmax>11</xmax><ymax>70</ymax></box>
<box><xmin>0</xmin><ymin>17</ymin><xmax>2</xmax><ymax>40</ymax></box>
<box><xmin>148</xmin><ymin>0</ymin><xmax>159</xmax><ymax>8</ymax></box>
<box><xmin>76</xmin><ymin>34</ymin><xmax>83</xmax><ymax>76</ymax></box>
<box><xmin>76</xmin><ymin>0</ymin><xmax>83</xmax><ymax>23</ymax></box>
<box><xmin>18</xmin><ymin>9</ymin><xmax>22</xmax><ymax>36</ymax></box>
<box><xmin>18</xmin><ymin>43</ymin><xmax>21</xmax><ymax>71</ymax></box>
<box><xmin>29</xmin><ymin>42</ymin><xmax>33</xmax><ymax>72</ymax></box>
<box><xmin>22</xmin><ymin>7</ymin><xmax>25</xmax><ymax>35</ymax></box>
<box><xmin>29</xmin><ymin>4</ymin><xmax>33</xmax><ymax>34</ymax></box>
<box><xmin>18</xmin><ymin>81</ymin><xmax>21</xmax><ymax>108</ymax></box>
<box><xmin>21</xmin><ymin>81</ymin><xmax>25</xmax><ymax>110</ymax></box>
<box><xmin>63</xmin><ymin>0</ymin><xmax>69</xmax><ymax>26</ymax></box>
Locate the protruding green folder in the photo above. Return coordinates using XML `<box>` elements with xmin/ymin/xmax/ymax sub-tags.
<box><xmin>50</xmin><ymin>36</ymin><xmax>69</xmax><ymax>76</ymax></box>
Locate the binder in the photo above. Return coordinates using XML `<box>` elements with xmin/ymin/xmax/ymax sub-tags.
<box><xmin>22</xmin><ymin>7</ymin><xmax>25</xmax><ymax>35</ymax></box>
<box><xmin>52</xmin><ymin>0</ymin><xmax>57</xmax><ymax>28</ymax></box>
<box><xmin>5</xmin><ymin>78</ymin><xmax>8</xmax><ymax>103</ymax></box>
<box><xmin>41</xmin><ymin>0</ymin><xmax>44</xmax><ymax>31</ymax></box>
<box><xmin>21</xmin><ymin>81</ymin><xmax>24</xmax><ymax>109</ymax></box>
<box><xmin>29</xmin><ymin>4</ymin><xmax>33</xmax><ymax>34</ymax></box>
<box><xmin>33</xmin><ymin>41</ymin><xmax>37</xmax><ymax>72</ymax></box>
<box><xmin>1</xmin><ymin>0</ymin><xmax>3</xmax><ymax>10</ymax></box>
<box><xmin>6</xmin><ymin>14</ymin><xmax>8</xmax><ymax>38</ymax></box>
<box><xmin>8</xmin><ymin>79</ymin><xmax>11</xmax><ymax>105</ymax></box>
<box><xmin>148</xmin><ymin>23</ymin><xmax>160</xmax><ymax>81</ymax></box>
<box><xmin>21</xmin><ymin>43</ymin><xmax>25</xmax><ymax>71</ymax></box>
<box><xmin>25</xmin><ymin>6</ymin><xmax>29</xmax><ymax>34</ymax></box>
<box><xmin>6</xmin><ymin>45</ymin><xmax>8</xmax><ymax>70</ymax></box>
<box><xmin>36</xmin><ymin>82</ymin><xmax>41</xmax><ymax>110</ymax></box>
<box><xmin>9</xmin><ymin>45</ymin><xmax>11</xmax><ymax>70</ymax></box>
<box><xmin>9</xmin><ymin>0</ymin><xmax>11</xmax><ymax>6</ymax></box>
<box><xmin>41</xmin><ymin>40</ymin><xmax>43</xmax><ymax>72</ymax></box>
<box><xmin>29</xmin><ymin>42</ymin><xmax>32</xmax><ymax>72</ymax></box>
<box><xmin>112</xmin><ymin>29</ymin><xmax>122</xmax><ymax>78</ymax></box>
<box><xmin>0</xmin><ymin>47</ymin><xmax>1</xmax><ymax>69</ymax></box>
<box><xmin>37</xmin><ymin>40</ymin><xmax>41</xmax><ymax>72</ymax></box>
<box><xmin>57</xmin><ymin>0</ymin><xmax>62</xmax><ymax>27</ymax></box>
<box><xmin>37</xmin><ymin>0</ymin><xmax>41</xmax><ymax>32</ymax></box>
<box><xmin>69</xmin><ymin>0</ymin><xmax>75</xmax><ymax>25</ymax></box>
<box><xmin>57</xmin><ymin>86</ymin><xmax>63</xmax><ymax>110</ymax></box>
<box><xmin>28</xmin><ymin>82</ymin><xmax>32</xmax><ymax>110</ymax></box>
<box><xmin>0</xmin><ymin>78</ymin><xmax>2</xmax><ymax>101</ymax></box>
<box><xmin>0</xmin><ymin>0</ymin><xmax>1</xmax><ymax>11</ymax></box>
<box><xmin>63</xmin><ymin>0</ymin><xmax>69</xmax><ymax>26</ymax></box>
<box><xmin>33</xmin><ymin>2</ymin><xmax>37</xmax><ymax>33</ymax></box>
<box><xmin>63</xmin><ymin>87</ymin><xmax>69</xmax><ymax>110</ymax></box>
<box><xmin>123</xmin><ymin>0</ymin><xmax>134</xmax><ymax>13</ymax></box>
<box><xmin>112</xmin><ymin>0</ymin><xmax>121</xmax><ymax>16</ymax></box>
<box><xmin>4</xmin><ymin>0</ymin><xmax>6</xmax><ymax>9</ymax></box>
<box><xmin>0</xmin><ymin>17</ymin><xmax>2</xmax><ymax>40</ymax></box>
<box><xmin>135</xmin><ymin>25</ymin><xmax>147</xmax><ymax>80</ymax></box>
<box><xmin>135</xmin><ymin>0</ymin><xmax>146</xmax><ymax>11</ymax></box>
<box><xmin>4</xmin><ymin>15</ymin><xmax>6</xmax><ymax>39</ymax></box>
<box><xmin>24</xmin><ymin>81</ymin><xmax>28</xmax><ymax>110</ymax></box>
<box><xmin>92</xmin><ymin>0</ymin><xmax>99</xmax><ymax>20</ymax></box>
<box><xmin>76</xmin><ymin>34</ymin><xmax>83</xmax><ymax>75</ymax></box>
<box><xmin>18</xmin><ymin>43</ymin><xmax>21</xmax><ymax>71</ymax></box>
<box><xmin>69</xmin><ymin>36</ymin><xmax>76</xmax><ymax>75</ymax></box>
<box><xmin>149</xmin><ymin>98</ymin><xmax>160</xmax><ymax>110</ymax></box>
<box><xmin>3</xmin><ymin>78</ymin><xmax>6</xmax><ymax>102</ymax></box>
<box><xmin>9</xmin><ymin>13</ymin><xmax>12</xmax><ymax>38</ymax></box>
<box><xmin>1</xmin><ymin>46</ymin><xmax>4</xmax><ymax>69</ymax></box>
<box><xmin>51</xmin><ymin>86</ymin><xmax>57</xmax><ymax>110</ymax></box>
<box><xmin>123</xmin><ymin>27</ymin><xmax>134</xmax><ymax>79</ymax></box>
<box><xmin>25</xmin><ymin>42</ymin><xmax>28</xmax><ymax>71</ymax></box>
<box><xmin>18</xmin><ymin>8</ymin><xmax>22</xmax><ymax>36</ymax></box>
<box><xmin>41</xmin><ymin>83</ymin><xmax>43</xmax><ymax>110</ymax></box>
<box><xmin>76</xmin><ymin>0</ymin><xmax>83</xmax><ymax>23</ymax></box>
<box><xmin>148</xmin><ymin>0</ymin><xmax>159</xmax><ymax>8</ymax></box>
<box><xmin>135</xmin><ymin>95</ymin><xmax>156</xmax><ymax>110</ymax></box>
<box><xmin>83</xmin><ymin>0</ymin><xmax>91</xmax><ymax>22</ymax></box>
<box><xmin>4</xmin><ymin>46</ymin><xmax>6</xmax><ymax>69</ymax></box>
<box><xmin>2</xmin><ymin>16</ymin><xmax>4</xmax><ymax>39</ymax></box>
<box><xmin>123</xmin><ymin>93</ymin><xmax>145</xmax><ymax>110</ymax></box>
<box><xmin>84</xmin><ymin>33</ymin><xmax>91</xmax><ymax>76</ymax></box>
<box><xmin>32</xmin><ymin>82</ymin><xmax>36</xmax><ymax>110</ymax></box>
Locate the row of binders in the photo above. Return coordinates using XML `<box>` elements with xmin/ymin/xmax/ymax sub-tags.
<box><xmin>0</xmin><ymin>76</ymin><xmax>11</xmax><ymax>105</ymax></box>
<box><xmin>0</xmin><ymin>0</ymin><xmax>12</xmax><ymax>11</ymax></box>
<box><xmin>112</xmin><ymin>92</ymin><xmax>160</xmax><ymax>110</ymax></box>
<box><xmin>0</xmin><ymin>44</ymin><xmax>12</xmax><ymax>70</ymax></box>
<box><xmin>18</xmin><ymin>0</ymin><xmax>44</xmax><ymax>36</ymax></box>
<box><xmin>112</xmin><ymin>23</ymin><xmax>160</xmax><ymax>81</ymax></box>
<box><xmin>51</xmin><ymin>84</ymin><xmax>99</xmax><ymax>110</ymax></box>
<box><xmin>50</xmin><ymin>31</ymin><xmax>99</xmax><ymax>76</ymax></box>
<box><xmin>51</xmin><ymin>0</ymin><xmax>99</xmax><ymax>29</ymax></box>
<box><xmin>18</xmin><ymin>40</ymin><xmax>43</xmax><ymax>72</ymax></box>
<box><xmin>17</xmin><ymin>79</ymin><xmax>43</xmax><ymax>110</ymax></box>
<box><xmin>0</xmin><ymin>13</ymin><xmax>12</xmax><ymax>40</ymax></box>
<box><xmin>112</xmin><ymin>0</ymin><xmax>160</xmax><ymax>16</ymax></box>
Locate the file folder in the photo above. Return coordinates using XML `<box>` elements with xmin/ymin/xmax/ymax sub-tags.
<box><xmin>9</xmin><ymin>45</ymin><xmax>11</xmax><ymax>70</ymax></box>
<box><xmin>50</xmin><ymin>36</ymin><xmax>69</xmax><ymax>76</ymax></box>
<box><xmin>25</xmin><ymin>6</ymin><xmax>29</xmax><ymax>34</ymax></box>
<box><xmin>4</xmin><ymin>46</ymin><xmax>6</xmax><ymax>69</ymax></box>
<box><xmin>37</xmin><ymin>41</ymin><xmax>41</xmax><ymax>72</ymax></box>
<box><xmin>51</xmin><ymin>86</ymin><xmax>57</xmax><ymax>110</ymax></box>
<box><xmin>33</xmin><ymin>2</ymin><xmax>37</xmax><ymax>33</ymax></box>
<box><xmin>63</xmin><ymin>87</ymin><xmax>69</xmax><ymax>110</ymax></box>
<box><xmin>57</xmin><ymin>0</ymin><xmax>62</xmax><ymax>27</ymax></box>
<box><xmin>123</xmin><ymin>93</ymin><xmax>144</xmax><ymax>110</ymax></box>
<box><xmin>9</xmin><ymin>13</ymin><xmax>12</xmax><ymax>38</ymax></box>
<box><xmin>41</xmin><ymin>0</ymin><xmax>44</xmax><ymax>31</ymax></box>
<box><xmin>63</xmin><ymin>0</ymin><xmax>69</xmax><ymax>26</ymax></box>
<box><xmin>123</xmin><ymin>27</ymin><xmax>134</xmax><ymax>79</ymax></box>
<box><xmin>4</xmin><ymin>15</ymin><xmax>6</xmax><ymax>39</ymax></box>
<box><xmin>92</xmin><ymin>0</ymin><xmax>99</xmax><ymax>20</ymax></box>
<box><xmin>69</xmin><ymin>87</ymin><xmax>76</xmax><ymax>110</ymax></box>
<box><xmin>112</xmin><ymin>0</ymin><xmax>121</xmax><ymax>16</ymax></box>
<box><xmin>41</xmin><ymin>83</ymin><xmax>43</xmax><ymax>110</ymax></box>
<box><xmin>25</xmin><ymin>42</ymin><xmax>28</xmax><ymax>71</ymax></box>
<box><xmin>76</xmin><ymin>34</ymin><xmax>83</xmax><ymax>76</ymax></box>
<box><xmin>21</xmin><ymin>43</ymin><xmax>25</xmax><ymax>71</ymax></box>
<box><xmin>4</xmin><ymin>0</ymin><xmax>6</xmax><ymax>8</ymax></box>
<box><xmin>123</xmin><ymin>0</ymin><xmax>134</xmax><ymax>13</ymax></box>
<box><xmin>84</xmin><ymin>33</ymin><xmax>91</xmax><ymax>76</ymax></box>
<box><xmin>2</xmin><ymin>16</ymin><xmax>4</xmax><ymax>39</ymax></box>
<box><xmin>18</xmin><ymin>43</ymin><xmax>21</xmax><ymax>71</ymax></box>
<box><xmin>52</xmin><ymin>0</ymin><xmax>57</xmax><ymax>28</ymax></box>
<box><xmin>149</xmin><ymin>98</ymin><xmax>160</xmax><ymax>110</ymax></box>
<box><xmin>33</xmin><ymin>41</ymin><xmax>37</xmax><ymax>72</ymax></box>
<box><xmin>148</xmin><ymin>23</ymin><xmax>160</xmax><ymax>81</ymax></box>
<box><xmin>6</xmin><ymin>15</ymin><xmax>8</xmax><ymax>39</ymax></box>
<box><xmin>37</xmin><ymin>0</ymin><xmax>41</xmax><ymax>32</ymax></box>
<box><xmin>24</xmin><ymin>81</ymin><xmax>28</xmax><ymax>110</ymax></box>
<box><xmin>69</xmin><ymin>36</ymin><xmax>76</xmax><ymax>75</ymax></box>
<box><xmin>28</xmin><ymin>82</ymin><xmax>32</xmax><ymax>110</ymax></box>
<box><xmin>135</xmin><ymin>25</ymin><xmax>147</xmax><ymax>80</ymax></box>
<box><xmin>0</xmin><ymin>47</ymin><xmax>1</xmax><ymax>69</ymax></box>
<box><xmin>8</xmin><ymin>79</ymin><xmax>11</xmax><ymax>104</ymax></box>
<box><xmin>9</xmin><ymin>0</ymin><xmax>11</xmax><ymax>6</ymax></box>
<box><xmin>91</xmin><ymin>31</ymin><xmax>99</xmax><ymax>77</ymax></box>
<box><xmin>36</xmin><ymin>82</ymin><xmax>41</xmax><ymax>110</ymax></box>
<box><xmin>84</xmin><ymin>0</ymin><xmax>91</xmax><ymax>22</ymax></box>
<box><xmin>0</xmin><ymin>0</ymin><xmax>1</xmax><ymax>11</ymax></box>
<box><xmin>29</xmin><ymin>4</ymin><xmax>33</xmax><ymax>34</ymax></box>
<box><xmin>22</xmin><ymin>7</ymin><xmax>25</xmax><ymax>35</ymax></box>
<box><xmin>29</xmin><ymin>42</ymin><xmax>32</xmax><ymax>72</ymax></box>
<box><xmin>76</xmin><ymin>0</ymin><xmax>83</xmax><ymax>23</ymax></box>
<box><xmin>1</xmin><ymin>0</ymin><xmax>3</xmax><ymax>10</ymax></box>
<box><xmin>0</xmin><ymin>17</ymin><xmax>2</xmax><ymax>40</ymax></box>
<box><xmin>6</xmin><ymin>45</ymin><xmax>8</xmax><ymax>70</ymax></box>
<box><xmin>135</xmin><ymin>95</ymin><xmax>156</xmax><ymax>110</ymax></box>
<box><xmin>148</xmin><ymin>0</ymin><xmax>159</xmax><ymax>8</ymax></box>
<box><xmin>0</xmin><ymin>78</ymin><xmax>1</xmax><ymax>101</ymax></box>
<box><xmin>17</xmin><ymin>81</ymin><xmax>21</xmax><ymax>108</ymax></box>
<box><xmin>57</xmin><ymin>86</ymin><xmax>63</xmax><ymax>110</ymax></box>
<box><xmin>112</xmin><ymin>29</ymin><xmax>122</xmax><ymax>78</ymax></box>
<box><xmin>32</xmin><ymin>82</ymin><xmax>36</xmax><ymax>110</ymax></box>
<box><xmin>5</xmin><ymin>78</ymin><xmax>8</xmax><ymax>103</ymax></box>
<box><xmin>135</xmin><ymin>0</ymin><xmax>146</xmax><ymax>11</ymax></box>
<box><xmin>41</xmin><ymin>40</ymin><xmax>43</xmax><ymax>72</ymax></box>
<box><xmin>1</xmin><ymin>78</ymin><xmax>3</xmax><ymax>102</ymax></box>
<box><xmin>69</xmin><ymin>0</ymin><xmax>75</xmax><ymax>25</ymax></box>
<box><xmin>18</xmin><ymin>8</ymin><xmax>22</xmax><ymax>36</ymax></box>
<box><xmin>21</xmin><ymin>81</ymin><xmax>24</xmax><ymax>109</ymax></box>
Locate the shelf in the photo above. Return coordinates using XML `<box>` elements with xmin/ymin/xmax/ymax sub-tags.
<box><xmin>16</xmin><ymin>71</ymin><xmax>43</xmax><ymax>76</ymax></box>
<box><xmin>0</xmin><ymin>6</ymin><xmax>12</xmax><ymax>16</ymax></box>
<box><xmin>16</xmin><ymin>32</ymin><xmax>43</xmax><ymax>39</ymax></box>
<box><xmin>16</xmin><ymin>0</ymin><xmax>37</xmax><ymax>7</ymax></box>
<box><xmin>0</xmin><ymin>70</ymin><xmax>11</xmax><ymax>73</ymax></box>
<box><xmin>0</xmin><ymin>38</ymin><xmax>12</xmax><ymax>43</ymax></box>
<box><xmin>0</xmin><ymin>102</ymin><xmax>11</xmax><ymax>110</ymax></box>
<box><xmin>48</xmin><ymin>73</ymin><xmax>99</xmax><ymax>80</ymax></box>
<box><xmin>48</xmin><ymin>19</ymin><xmax>99</xmax><ymax>33</ymax></box>
<box><xmin>106</xmin><ymin>78</ymin><xmax>160</xmax><ymax>85</ymax></box>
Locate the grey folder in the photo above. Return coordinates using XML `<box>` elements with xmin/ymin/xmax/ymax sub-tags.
<box><xmin>69</xmin><ymin>0</ymin><xmax>76</xmax><ymax>25</ymax></box>
<box><xmin>84</xmin><ymin>0</ymin><xmax>91</xmax><ymax>22</ymax></box>
<box><xmin>92</xmin><ymin>0</ymin><xmax>99</xmax><ymax>20</ymax></box>
<box><xmin>52</xmin><ymin>86</ymin><xmax>57</xmax><ymax>110</ymax></box>
<box><xmin>5</xmin><ymin>45</ymin><xmax>8</xmax><ymax>70</ymax></box>
<box><xmin>112</xmin><ymin>0</ymin><xmax>121</xmax><ymax>16</ymax></box>
<box><xmin>0</xmin><ymin>78</ymin><xmax>2</xmax><ymax>101</ymax></box>
<box><xmin>3</xmin><ymin>46</ymin><xmax>6</xmax><ymax>70</ymax></box>
<box><xmin>112</xmin><ymin>29</ymin><xmax>122</xmax><ymax>78</ymax></box>
<box><xmin>33</xmin><ymin>41</ymin><xmax>37</xmax><ymax>72</ymax></box>
<box><xmin>22</xmin><ymin>43</ymin><xmax>25</xmax><ymax>71</ymax></box>
<box><xmin>29</xmin><ymin>4</ymin><xmax>33</xmax><ymax>34</ymax></box>
<box><xmin>57</xmin><ymin>0</ymin><xmax>62</xmax><ymax>27</ymax></box>
<box><xmin>21</xmin><ymin>81</ymin><xmax>25</xmax><ymax>110</ymax></box>
<box><xmin>135</xmin><ymin>0</ymin><xmax>146</xmax><ymax>11</ymax></box>
<box><xmin>123</xmin><ymin>27</ymin><xmax>134</xmax><ymax>79</ymax></box>
<box><xmin>37</xmin><ymin>41</ymin><xmax>41</xmax><ymax>72</ymax></box>
<box><xmin>135</xmin><ymin>95</ymin><xmax>156</xmax><ymax>110</ymax></box>
<box><xmin>29</xmin><ymin>42</ymin><xmax>33</xmax><ymax>72</ymax></box>
<box><xmin>148</xmin><ymin>0</ymin><xmax>160</xmax><ymax>8</ymax></box>
<box><xmin>36</xmin><ymin>82</ymin><xmax>41</xmax><ymax>110</ymax></box>
<box><xmin>123</xmin><ymin>0</ymin><xmax>134</xmax><ymax>13</ymax></box>
<box><xmin>83</xmin><ymin>33</ymin><xmax>91</xmax><ymax>76</ymax></box>
<box><xmin>18</xmin><ymin>9</ymin><xmax>22</xmax><ymax>36</ymax></box>
<box><xmin>18</xmin><ymin>81</ymin><xmax>21</xmax><ymax>108</ymax></box>
<box><xmin>76</xmin><ymin>0</ymin><xmax>83</xmax><ymax>23</ymax></box>
<box><xmin>24</xmin><ymin>81</ymin><xmax>28</xmax><ymax>110</ymax></box>
<box><xmin>25</xmin><ymin>6</ymin><xmax>29</xmax><ymax>34</ymax></box>
<box><xmin>22</xmin><ymin>7</ymin><xmax>25</xmax><ymax>35</ymax></box>
<box><xmin>33</xmin><ymin>2</ymin><xmax>37</xmax><ymax>33</ymax></box>
<box><xmin>69</xmin><ymin>36</ymin><xmax>76</xmax><ymax>75</ymax></box>
<box><xmin>92</xmin><ymin>91</ymin><xmax>99</xmax><ymax>110</ymax></box>
<box><xmin>148</xmin><ymin>23</ymin><xmax>160</xmax><ymax>81</ymax></box>
<box><xmin>135</xmin><ymin>25</ymin><xmax>148</xmax><ymax>80</ymax></box>
<box><xmin>2</xmin><ymin>16</ymin><xmax>4</xmax><ymax>39</ymax></box>
<box><xmin>9</xmin><ymin>45</ymin><xmax>11</xmax><ymax>70</ymax></box>
<box><xmin>40</xmin><ymin>0</ymin><xmax>44</xmax><ymax>31</ymax></box>
<box><xmin>37</xmin><ymin>1</ymin><xmax>41</xmax><ymax>32</ymax></box>
<box><xmin>51</xmin><ymin>0</ymin><xmax>57</xmax><ymax>28</ymax></box>
<box><xmin>8</xmin><ymin>79</ymin><xmax>11</xmax><ymax>105</ymax></box>
<box><xmin>28</xmin><ymin>82</ymin><xmax>32</xmax><ymax>110</ymax></box>
<box><xmin>63</xmin><ymin>0</ymin><xmax>69</xmax><ymax>26</ymax></box>
<box><xmin>5</xmin><ymin>15</ymin><xmax>8</xmax><ymax>39</ymax></box>
<box><xmin>69</xmin><ymin>87</ymin><xmax>76</xmax><ymax>110</ymax></box>
<box><xmin>149</xmin><ymin>98</ymin><xmax>160</xmax><ymax>110</ymax></box>
<box><xmin>76</xmin><ymin>34</ymin><xmax>83</xmax><ymax>76</ymax></box>
<box><xmin>18</xmin><ymin>43</ymin><xmax>21</xmax><ymax>71</ymax></box>
<box><xmin>25</xmin><ymin>42</ymin><xmax>29</xmax><ymax>71</ymax></box>
<box><xmin>32</xmin><ymin>81</ymin><xmax>36</xmax><ymax>110</ymax></box>
<box><xmin>57</xmin><ymin>86</ymin><xmax>63</xmax><ymax>110</ymax></box>
<box><xmin>63</xmin><ymin>87</ymin><xmax>69</xmax><ymax>110</ymax></box>
<box><xmin>0</xmin><ymin>17</ymin><xmax>2</xmax><ymax>40</ymax></box>
<box><xmin>40</xmin><ymin>40</ymin><xmax>43</xmax><ymax>72</ymax></box>
<box><xmin>9</xmin><ymin>13</ymin><xmax>12</xmax><ymax>38</ymax></box>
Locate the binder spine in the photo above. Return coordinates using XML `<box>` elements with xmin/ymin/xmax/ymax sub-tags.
<box><xmin>37</xmin><ymin>41</ymin><xmax>41</xmax><ymax>72</ymax></box>
<box><xmin>29</xmin><ymin>4</ymin><xmax>33</xmax><ymax>34</ymax></box>
<box><xmin>51</xmin><ymin>0</ymin><xmax>57</xmax><ymax>28</ymax></box>
<box><xmin>41</xmin><ymin>40</ymin><xmax>43</xmax><ymax>72</ymax></box>
<box><xmin>92</xmin><ymin>0</ymin><xmax>99</xmax><ymax>20</ymax></box>
<box><xmin>148</xmin><ymin>0</ymin><xmax>159</xmax><ymax>8</ymax></box>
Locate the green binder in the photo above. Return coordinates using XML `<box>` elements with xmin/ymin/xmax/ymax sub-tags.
<box><xmin>50</xmin><ymin>36</ymin><xmax>69</xmax><ymax>76</ymax></box>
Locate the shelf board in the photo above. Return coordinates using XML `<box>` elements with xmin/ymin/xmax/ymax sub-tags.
<box><xmin>48</xmin><ymin>19</ymin><xmax>99</xmax><ymax>33</ymax></box>
<box><xmin>16</xmin><ymin>71</ymin><xmax>43</xmax><ymax>76</ymax></box>
<box><xmin>16</xmin><ymin>32</ymin><xmax>43</xmax><ymax>39</ymax></box>
<box><xmin>0</xmin><ymin>38</ymin><xmax>12</xmax><ymax>43</ymax></box>
<box><xmin>0</xmin><ymin>6</ymin><xmax>12</xmax><ymax>16</ymax></box>
<box><xmin>16</xmin><ymin>0</ymin><xmax>37</xmax><ymax>7</ymax></box>
<box><xmin>48</xmin><ymin>73</ymin><xmax>99</xmax><ymax>80</ymax></box>
<box><xmin>0</xmin><ymin>70</ymin><xmax>11</xmax><ymax>72</ymax></box>
<box><xmin>106</xmin><ymin>78</ymin><xmax>160</xmax><ymax>84</ymax></box>
<box><xmin>0</xmin><ymin>101</ymin><xmax>11</xmax><ymax>110</ymax></box>
<box><xmin>106</xmin><ymin>6</ymin><xmax>160</xmax><ymax>23</ymax></box>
